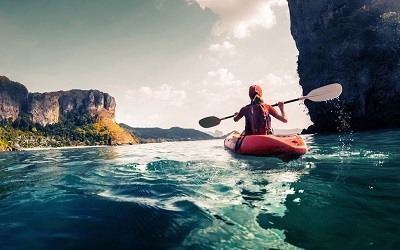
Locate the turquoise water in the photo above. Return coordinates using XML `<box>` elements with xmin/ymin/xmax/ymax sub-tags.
<box><xmin>0</xmin><ymin>129</ymin><xmax>399</xmax><ymax>249</ymax></box>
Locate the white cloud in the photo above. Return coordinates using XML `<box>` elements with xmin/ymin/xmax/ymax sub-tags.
<box><xmin>257</xmin><ymin>73</ymin><xmax>301</xmax><ymax>101</ymax></box>
<box><xmin>203</xmin><ymin>68</ymin><xmax>242</xmax><ymax>88</ymax></box>
<box><xmin>197</xmin><ymin>87</ymin><xmax>247</xmax><ymax>108</ymax></box>
<box><xmin>198</xmin><ymin>68</ymin><xmax>247</xmax><ymax>108</ymax></box>
<box><xmin>208</xmin><ymin>41</ymin><xmax>237</xmax><ymax>56</ymax></box>
<box><xmin>187</xmin><ymin>0</ymin><xmax>287</xmax><ymax>38</ymax></box>
<box><xmin>125</xmin><ymin>84</ymin><xmax>186</xmax><ymax>107</ymax></box>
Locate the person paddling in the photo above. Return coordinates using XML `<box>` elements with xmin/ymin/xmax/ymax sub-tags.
<box><xmin>233</xmin><ymin>84</ymin><xmax>287</xmax><ymax>135</ymax></box>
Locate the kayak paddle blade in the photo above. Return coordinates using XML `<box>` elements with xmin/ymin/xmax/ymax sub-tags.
<box><xmin>199</xmin><ymin>116</ymin><xmax>221</xmax><ymax>128</ymax></box>
<box><xmin>305</xmin><ymin>83</ymin><xmax>342</xmax><ymax>102</ymax></box>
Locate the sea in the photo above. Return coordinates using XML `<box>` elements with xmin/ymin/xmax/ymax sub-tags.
<box><xmin>0</xmin><ymin>129</ymin><xmax>399</xmax><ymax>249</ymax></box>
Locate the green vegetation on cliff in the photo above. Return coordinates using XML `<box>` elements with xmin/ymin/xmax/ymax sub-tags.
<box><xmin>40</xmin><ymin>111</ymin><xmax>112</xmax><ymax>146</ymax></box>
<box><xmin>93</xmin><ymin>111</ymin><xmax>139</xmax><ymax>145</ymax></box>
<box><xmin>0</xmin><ymin>124</ymin><xmax>44</xmax><ymax>150</ymax></box>
<box><xmin>0</xmin><ymin>111</ymin><xmax>137</xmax><ymax>150</ymax></box>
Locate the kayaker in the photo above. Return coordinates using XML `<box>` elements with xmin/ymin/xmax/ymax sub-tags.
<box><xmin>233</xmin><ymin>84</ymin><xmax>287</xmax><ymax>135</ymax></box>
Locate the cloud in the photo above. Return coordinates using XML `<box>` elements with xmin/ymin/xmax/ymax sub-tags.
<box><xmin>187</xmin><ymin>0</ymin><xmax>287</xmax><ymax>38</ymax></box>
<box><xmin>257</xmin><ymin>73</ymin><xmax>301</xmax><ymax>101</ymax></box>
<box><xmin>203</xmin><ymin>68</ymin><xmax>242</xmax><ymax>88</ymax></box>
<box><xmin>261</xmin><ymin>73</ymin><xmax>299</xmax><ymax>89</ymax></box>
<box><xmin>197</xmin><ymin>87</ymin><xmax>247</xmax><ymax>108</ymax></box>
<box><xmin>208</xmin><ymin>41</ymin><xmax>237</xmax><ymax>56</ymax></box>
<box><xmin>125</xmin><ymin>84</ymin><xmax>186</xmax><ymax>107</ymax></box>
<box><xmin>198</xmin><ymin>68</ymin><xmax>247</xmax><ymax>107</ymax></box>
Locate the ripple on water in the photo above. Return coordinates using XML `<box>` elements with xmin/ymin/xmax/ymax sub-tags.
<box><xmin>4</xmin><ymin>164</ymin><xmax>34</xmax><ymax>172</ymax></box>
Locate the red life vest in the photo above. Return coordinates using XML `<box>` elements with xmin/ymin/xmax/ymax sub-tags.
<box><xmin>245</xmin><ymin>104</ymin><xmax>272</xmax><ymax>135</ymax></box>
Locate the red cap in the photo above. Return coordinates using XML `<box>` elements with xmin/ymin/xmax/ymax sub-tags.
<box><xmin>249</xmin><ymin>85</ymin><xmax>262</xmax><ymax>99</ymax></box>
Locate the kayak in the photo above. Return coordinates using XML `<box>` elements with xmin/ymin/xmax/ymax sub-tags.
<box><xmin>224</xmin><ymin>131</ymin><xmax>307</xmax><ymax>161</ymax></box>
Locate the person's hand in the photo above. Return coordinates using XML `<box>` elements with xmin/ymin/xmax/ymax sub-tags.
<box><xmin>234</xmin><ymin>112</ymin><xmax>238</xmax><ymax>117</ymax></box>
<box><xmin>278</xmin><ymin>101</ymin><xmax>284</xmax><ymax>111</ymax></box>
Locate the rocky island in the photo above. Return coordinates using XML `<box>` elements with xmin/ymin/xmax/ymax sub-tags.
<box><xmin>0</xmin><ymin>76</ymin><xmax>138</xmax><ymax>150</ymax></box>
<box><xmin>288</xmin><ymin>0</ymin><xmax>400</xmax><ymax>133</ymax></box>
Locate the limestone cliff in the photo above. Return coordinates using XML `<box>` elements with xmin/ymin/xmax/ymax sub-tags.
<box><xmin>28</xmin><ymin>93</ymin><xmax>60</xmax><ymax>126</ymax></box>
<box><xmin>288</xmin><ymin>0</ymin><xmax>400</xmax><ymax>133</ymax></box>
<box><xmin>0</xmin><ymin>76</ymin><xmax>137</xmax><ymax>146</ymax></box>
<box><xmin>0</xmin><ymin>76</ymin><xmax>28</xmax><ymax>122</ymax></box>
<box><xmin>27</xmin><ymin>90</ymin><xmax>116</xmax><ymax>126</ymax></box>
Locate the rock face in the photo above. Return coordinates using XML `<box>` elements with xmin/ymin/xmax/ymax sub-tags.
<box><xmin>288</xmin><ymin>0</ymin><xmax>400</xmax><ymax>133</ymax></box>
<box><xmin>0</xmin><ymin>76</ymin><xmax>116</xmax><ymax>126</ymax></box>
<box><xmin>27</xmin><ymin>90</ymin><xmax>116</xmax><ymax>126</ymax></box>
<box><xmin>0</xmin><ymin>76</ymin><xmax>136</xmax><ymax>145</ymax></box>
<box><xmin>0</xmin><ymin>76</ymin><xmax>28</xmax><ymax>122</ymax></box>
<box><xmin>28</xmin><ymin>93</ymin><xmax>61</xmax><ymax>126</ymax></box>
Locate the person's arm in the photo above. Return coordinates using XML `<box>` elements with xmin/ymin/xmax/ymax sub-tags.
<box><xmin>268</xmin><ymin>102</ymin><xmax>288</xmax><ymax>123</ymax></box>
<box><xmin>234</xmin><ymin>107</ymin><xmax>246</xmax><ymax>122</ymax></box>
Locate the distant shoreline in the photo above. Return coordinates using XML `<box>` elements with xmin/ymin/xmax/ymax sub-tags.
<box><xmin>22</xmin><ymin>145</ymin><xmax>111</xmax><ymax>152</ymax></box>
<box><xmin>2</xmin><ymin>139</ymin><xmax>220</xmax><ymax>152</ymax></box>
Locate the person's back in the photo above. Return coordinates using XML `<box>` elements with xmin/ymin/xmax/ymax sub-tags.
<box><xmin>234</xmin><ymin>84</ymin><xmax>287</xmax><ymax>135</ymax></box>
<box><xmin>244</xmin><ymin>103</ymin><xmax>272</xmax><ymax>135</ymax></box>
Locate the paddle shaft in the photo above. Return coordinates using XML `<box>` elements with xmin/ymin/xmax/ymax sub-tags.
<box><xmin>271</xmin><ymin>97</ymin><xmax>303</xmax><ymax>107</ymax></box>
<box><xmin>219</xmin><ymin>98</ymin><xmax>302</xmax><ymax>121</ymax></box>
<box><xmin>220</xmin><ymin>115</ymin><xmax>235</xmax><ymax>120</ymax></box>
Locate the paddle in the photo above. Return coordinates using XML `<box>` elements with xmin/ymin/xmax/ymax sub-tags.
<box><xmin>198</xmin><ymin>83</ymin><xmax>342</xmax><ymax>128</ymax></box>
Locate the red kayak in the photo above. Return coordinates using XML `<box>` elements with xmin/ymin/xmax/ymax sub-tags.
<box><xmin>224</xmin><ymin>131</ymin><xmax>307</xmax><ymax>161</ymax></box>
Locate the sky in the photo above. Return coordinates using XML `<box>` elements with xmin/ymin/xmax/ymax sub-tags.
<box><xmin>0</xmin><ymin>0</ymin><xmax>312</xmax><ymax>134</ymax></box>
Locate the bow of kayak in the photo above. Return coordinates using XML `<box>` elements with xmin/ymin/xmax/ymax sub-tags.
<box><xmin>224</xmin><ymin>131</ymin><xmax>307</xmax><ymax>161</ymax></box>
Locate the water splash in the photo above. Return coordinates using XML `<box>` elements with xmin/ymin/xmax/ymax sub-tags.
<box><xmin>332</xmin><ymin>99</ymin><xmax>351</xmax><ymax>133</ymax></box>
